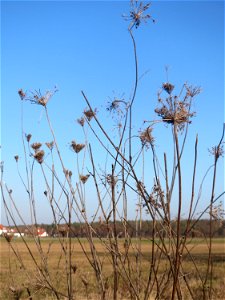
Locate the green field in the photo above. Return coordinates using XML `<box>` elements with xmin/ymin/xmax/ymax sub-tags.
<box><xmin>0</xmin><ymin>237</ymin><xmax>224</xmax><ymax>299</ymax></box>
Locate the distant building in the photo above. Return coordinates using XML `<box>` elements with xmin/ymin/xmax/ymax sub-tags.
<box><xmin>11</xmin><ymin>228</ymin><xmax>25</xmax><ymax>237</ymax></box>
<box><xmin>0</xmin><ymin>224</ymin><xmax>8</xmax><ymax>236</ymax></box>
<box><xmin>0</xmin><ymin>225</ymin><xmax>48</xmax><ymax>238</ymax></box>
<box><xmin>36</xmin><ymin>227</ymin><xmax>48</xmax><ymax>237</ymax></box>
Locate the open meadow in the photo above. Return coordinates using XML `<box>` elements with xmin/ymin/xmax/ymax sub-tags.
<box><xmin>0</xmin><ymin>237</ymin><xmax>224</xmax><ymax>299</ymax></box>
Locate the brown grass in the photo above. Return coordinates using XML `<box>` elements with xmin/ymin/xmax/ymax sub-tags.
<box><xmin>0</xmin><ymin>237</ymin><xmax>224</xmax><ymax>299</ymax></box>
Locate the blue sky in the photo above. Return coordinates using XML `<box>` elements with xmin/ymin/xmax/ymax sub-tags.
<box><xmin>1</xmin><ymin>1</ymin><xmax>224</xmax><ymax>224</ymax></box>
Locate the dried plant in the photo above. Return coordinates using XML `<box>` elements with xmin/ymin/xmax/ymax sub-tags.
<box><xmin>64</xmin><ymin>169</ymin><xmax>73</xmax><ymax>178</ymax></box>
<box><xmin>45</xmin><ymin>141</ymin><xmax>54</xmax><ymax>151</ymax></box>
<box><xmin>106</xmin><ymin>95</ymin><xmax>128</xmax><ymax>118</ymax></box>
<box><xmin>18</xmin><ymin>88</ymin><xmax>26</xmax><ymax>100</ymax></box>
<box><xmin>70</xmin><ymin>140</ymin><xmax>85</xmax><ymax>153</ymax></box>
<box><xmin>106</xmin><ymin>174</ymin><xmax>118</xmax><ymax>186</ymax></box>
<box><xmin>80</xmin><ymin>174</ymin><xmax>90</xmax><ymax>184</ymax></box>
<box><xmin>209</xmin><ymin>144</ymin><xmax>224</xmax><ymax>159</ymax></box>
<box><xmin>31</xmin><ymin>142</ymin><xmax>42</xmax><ymax>151</ymax></box>
<box><xmin>123</xmin><ymin>0</ymin><xmax>155</xmax><ymax>29</ymax></box>
<box><xmin>25</xmin><ymin>133</ymin><xmax>32</xmax><ymax>143</ymax></box>
<box><xmin>2</xmin><ymin>2</ymin><xmax>224</xmax><ymax>300</ymax></box>
<box><xmin>19</xmin><ymin>87</ymin><xmax>57</xmax><ymax>106</ymax></box>
<box><xmin>139</xmin><ymin>126</ymin><xmax>154</xmax><ymax>149</ymax></box>
<box><xmin>185</xmin><ymin>84</ymin><xmax>201</xmax><ymax>98</ymax></box>
<box><xmin>84</xmin><ymin>108</ymin><xmax>96</xmax><ymax>121</ymax></box>
<box><xmin>155</xmin><ymin>83</ymin><xmax>199</xmax><ymax>131</ymax></box>
<box><xmin>210</xmin><ymin>201</ymin><xmax>225</xmax><ymax>221</ymax></box>
<box><xmin>106</xmin><ymin>100</ymin><xmax>120</xmax><ymax>113</ymax></box>
<box><xmin>77</xmin><ymin>117</ymin><xmax>85</xmax><ymax>127</ymax></box>
<box><xmin>136</xmin><ymin>180</ymin><xmax>145</xmax><ymax>196</ymax></box>
<box><xmin>162</xmin><ymin>82</ymin><xmax>175</xmax><ymax>94</ymax></box>
<box><xmin>34</xmin><ymin>150</ymin><xmax>45</xmax><ymax>164</ymax></box>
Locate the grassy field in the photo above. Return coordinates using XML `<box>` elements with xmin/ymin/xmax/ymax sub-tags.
<box><xmin>0</xmin><ymin>237</ymin><xmax>224</xmax><ymax>299</ymax></box>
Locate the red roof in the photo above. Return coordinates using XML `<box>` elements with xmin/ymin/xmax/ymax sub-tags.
<box><xmin>37</xmin><ymin>228</ymin><xmax>47</xmax><ymax>235</ymax></box>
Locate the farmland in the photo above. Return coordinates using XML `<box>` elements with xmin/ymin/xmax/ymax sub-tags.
<box><xmin>0</xmin><ymin>237</ymin><xmax>224</xmax><ymax>299</ymax></box>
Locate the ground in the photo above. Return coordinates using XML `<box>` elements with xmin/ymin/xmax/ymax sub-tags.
<box><xmin>0</xmin><ymin>237</ymin><xmax>224</xmax><ymax>299</ymax></box>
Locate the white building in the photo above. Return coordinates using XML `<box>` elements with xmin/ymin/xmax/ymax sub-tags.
<box><xmin>0</xmin><ymin>224</ymin><xmax>8</xmax><ymax>236</ymax></box>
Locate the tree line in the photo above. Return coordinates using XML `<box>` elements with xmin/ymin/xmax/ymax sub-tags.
<box><xmin>15</xmin><ymin>219</ymin><xmax>225</xmax><ymax>238</ymax></box>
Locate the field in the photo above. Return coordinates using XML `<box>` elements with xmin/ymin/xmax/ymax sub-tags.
<box><xmin>0</xmin><ymin>237</ymin><xmax>224</xmax><ymax>299</ymax></box>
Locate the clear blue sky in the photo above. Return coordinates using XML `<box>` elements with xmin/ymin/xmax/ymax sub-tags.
<box><xmin>1</xmin><ymin>1</ymin><xmax>224</xmax><ymax>224</ymax></box>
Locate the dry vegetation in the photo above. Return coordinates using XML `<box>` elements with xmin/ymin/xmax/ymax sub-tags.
<box><xmin>1</xmin><ymin>1</ymin><xmax>225</xmax><ymax>299</ymax></box>
<box><xmin>0</xmin><ymin>238</ymin><xmax>224</xmax><ymax>300</ymax></box>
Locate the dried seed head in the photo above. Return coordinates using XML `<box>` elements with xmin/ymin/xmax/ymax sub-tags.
<box><xmin>64</xmin><ymin>169</ymin><xmax>72</xmax><ymax>178</ymax></box>
<box><xmin>137</xmin><ymin>181</ymin><xmax>145</xmax><ymax>195</ymax></box>
<box><xmin>25</xmin><ymin>133</ymin><xmax>32</xmax><ymax>143</ymax></box>
<box><xmin>23</xmin><ymin>88</ymin><xmax>57</xmax><ymax>106</ymax></box>
<box><xmin>162</xmin><ymin>82</ymin><xmax>174</xmax><ymax>94</ymax></box>
<box><xmin>80</xmin><ymin>174</ymin><xmax>90</xmax><ymax>184</ymax></box>
<box><xmin>70</xmin><ymin>141</ymin><xmax>85</xmax><ymax>153</ymax></box>
<box><xmin>34</xmin><ymin>150</ymin><xmax>45</xmax><ymax>164</ymax></box>
<box><xmin>144</xmin><ymin>183</ymin><xmax>164</xmax><ymax>209</ymax></box>
<box><xmin>139</xmin><ymin>127</ymin><xmax>154</xmax><ymax>149</ymax></box>
<box><xmin>106</xmin><ymin>174</ymin><xmax>118</xmax><ymax>186</ymax></box>
<box><xmin>35</xmin><ymin>91</ymin><xmax>54</xmax><ymax>106</ymax></box>
<box><xmin>106</xmin><ymin>97</ymin><xmax>128</xmax><ymax>118</ymax></box>
<box><xmin>123</xmin><ymin>1</ymin><xmax>155</xmax><ymax>29</ymax></box>
<box><xmin>18</xmin><ymin>89</ymin><xmax>26</xmax><ymax>100</ymax></box>
<box><xmin>209</xmin><ymin>145</ymin><xmax>224</xmax><ymax>159</ymax></box>
<box><xmin>77</xmin><ymin>117</ymin><xmax>85</xmax><ymax>127</ymax></box>
<box><xmin>155</xmin><ymin>83</ymin><xmax>198</xmax><ymax>131</ymax></box>
<box><xmin>38</xmin><ymin>97</ymin><xmax>46</xmax><ymax>106</ymax></box>
<box><xmin>84</xmin><ymin>108</ymin><xmax>96</xmax><ymax>121</ymax></box>
<box><xmin>185</xmin><ymin>84</ymin><xmax>201</xmax><ymax>98</ymax></box>
<box><xmin>209</xmin><ymin>201</ymin><xmax>225</xmax><ymax>221</ymax></box>
<box><xmin>45</xmin><ymin>141</ymin><xmax>54</xmax><ymax>150</ymax></box>
<box><xmin>14</xmin><ymin>155</ymin><xmax>19</xmax><ymax>162</ymax></box>
<box><xmin>31</xmin><ymin>143</ymin><xmax>42</xmax><ymax>151</ymax></box>
<box><xmin>107</xmin><ymin>100</ymin><xmax>120</xmax><ymax>113</ymax></box>
<box><xmin>155</xmin><ymin>100</ymin><xmax>195</xmax><ymax>131</ymax></box>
